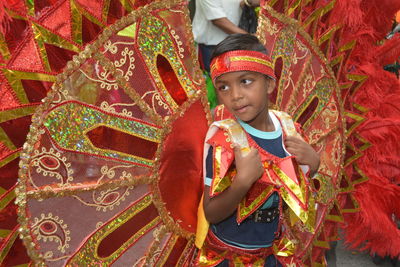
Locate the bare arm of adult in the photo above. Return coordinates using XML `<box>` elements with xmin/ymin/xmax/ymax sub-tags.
<box><xmin>211</xmin><ymin>17</ymin><xmax>248</xmax><ymax>34</ymax></box>
<box><xmin>203</xmin><ymin>146</ymin><xmax>264</xmax><ymax>223</ymax></box>
<box><xmin>240</xmin><ymin>0</ymin><xmax>260</xmax><ymax>8</ymax></box>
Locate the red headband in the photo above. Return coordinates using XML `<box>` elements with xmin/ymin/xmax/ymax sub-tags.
<box><xmin>210</xmin><ymin>50</ymin><xmax>276</xmax><ymax>82</ymax></box>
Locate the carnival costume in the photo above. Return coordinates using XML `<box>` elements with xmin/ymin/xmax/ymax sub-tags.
<box><xmin>195</xmin><ymin>51</ymin><xmax>316</xmax><ymax>266</ymax></box>
<box><xmin>196</xmin><ymin>107</ymin><xmax>317</xmax><ymax>266</ymax></box>
<box><xmin>0</xmin><ymin>0</ymin><xmax>399</xmax><ymax>266</ymax></box>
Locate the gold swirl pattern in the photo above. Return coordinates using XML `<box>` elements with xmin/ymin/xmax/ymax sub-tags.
<box><xmin>31</xmin><ymin>213</ymin><xmax>71</xmax><ymax>254</ymax></box>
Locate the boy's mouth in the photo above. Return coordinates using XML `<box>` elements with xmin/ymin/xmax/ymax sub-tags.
<box><xmin>234</xmin><ymin>105</ymin><xmax>249</xmax><ymax>113</ymax></box>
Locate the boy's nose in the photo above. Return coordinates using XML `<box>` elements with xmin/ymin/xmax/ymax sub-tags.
<box><xmin>231</xmin><ymin>86</ymin><xmax>243</xmax><ymax>101</ymax></box>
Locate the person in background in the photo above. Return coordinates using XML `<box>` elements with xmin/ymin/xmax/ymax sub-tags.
<box><xmin>192</xmin><ymin>0</ymin><xmax>260</xmax><ymax>72</ymax></box>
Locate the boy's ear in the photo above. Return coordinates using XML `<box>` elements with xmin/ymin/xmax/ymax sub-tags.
<box><xmin>266</xmin><ymin>78</ymin><xmax>276</xmax><ymax>94</ymax></box>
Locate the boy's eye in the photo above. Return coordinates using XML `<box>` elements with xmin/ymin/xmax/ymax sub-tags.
<box><xmin>241</xmin><ymin>79</ymin><xmax>252</xmax><ymax>85</ymax></box>
<box><xmin>217</xmin><ymin>85</ymin><xmax>229</xmax><ymax>91</ymax></box>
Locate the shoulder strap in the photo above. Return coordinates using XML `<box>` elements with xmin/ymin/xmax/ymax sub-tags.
<box><xmin>211</xmin><ymin>118</ymin><xmax>251</xmax><ymax>155</ymax></box>
<box><xmin>270</xmin><ymin>110</ymin><xmax>301</xmax><ymax>138</ymax></box>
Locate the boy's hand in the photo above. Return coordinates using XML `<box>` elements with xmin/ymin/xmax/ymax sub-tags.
<box><xmin>202</xmin><ymin>145</ymin><xmax>264</xmax><ymax>224</ymax></box>
<box><xmin>233</xmin><ymin>145</ymin><xmax>264</xmax><ymax>189</ymax></box>
<box><xmin>284</xmin><ymin>136</ymin><xmax>320</xmax><ymax>176</ymax></box>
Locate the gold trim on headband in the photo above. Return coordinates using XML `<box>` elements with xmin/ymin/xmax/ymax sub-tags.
<box><xmin>210</xmin><ymin>56</ymin><xmax>273</xmax><ymax>73</ymax></box>
<box><xmin>210</xmin><ymin>50</ymin><xmax>276</xmax><ymax>81</ymax></box>
<box><xmin>230</xmin><ymin>56</ymin><xmax>274</xmax><ymax>68</ymax></box>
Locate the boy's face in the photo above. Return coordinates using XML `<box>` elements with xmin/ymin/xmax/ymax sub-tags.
<box><xmin>214</xmin><ymin>71</ymin><xmax>275</xmax><ymax>129</ymax></box>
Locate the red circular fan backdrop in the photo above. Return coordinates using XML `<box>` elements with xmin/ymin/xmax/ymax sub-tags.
<box><xmin>0</xmin><ymin>0</ymin><xmax>399</xmax><ymax>265</ymax></box>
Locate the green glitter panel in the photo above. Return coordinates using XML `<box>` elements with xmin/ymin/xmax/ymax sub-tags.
<box><xmin>293</xmin><ymin>77</ymin><xmax>334</xmax><ymax>128</ymax></box>
<box><xmin>271</xmin><ymin>26</ymin><xmax>297</xmax><ymax>107</ymax></box>
<box><xmin>44</xmin><ymin>101</ymin><xmax>161</xmax><ymax>166</ymax></box>
<box><xmin>137</xmin><ymin>15</ymin><xmax>197</xmax><ymax>110</ymax></box>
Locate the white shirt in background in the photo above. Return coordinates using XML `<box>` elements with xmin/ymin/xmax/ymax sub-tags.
<box><xmin>192</xmin><ymin>0</ymin><xmax>243</xmax><ymax>45</ymax></box>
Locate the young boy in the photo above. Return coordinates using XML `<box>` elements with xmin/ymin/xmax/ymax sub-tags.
<box><xmin>195</xmin><ymin>34</ymin><xmax>320</xmax><ymax>266</ymax></box>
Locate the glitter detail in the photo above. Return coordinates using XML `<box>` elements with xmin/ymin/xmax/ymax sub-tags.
<box><xmin>67</xmin><ymin>194</ymin><xmax>161</xmax><ymax>265</ymax></box>
<box><xmin>44</xmin><ymin>101</ymin><xmax>161</xmax><ymax>166</ymax></box>
<box><xmin>137</xmin><ymin>16</ymin><xmax>196</xmax><ymax>111</ymax></box>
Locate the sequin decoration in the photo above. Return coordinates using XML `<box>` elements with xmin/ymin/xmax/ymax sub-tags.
<box><xmin>29</xmin><ymin>147</ymin><xmax>74</xmax><ymax>189</ymax></box>
<box><xmin>66</xmin><ymin>194</ymin><xmax>161</xmax><ymax>265</ymax></box>
<box><xmin>137</xmin><ymin>14</ymin><xmax>197</xmax><ymax>111</ymax></box>
<box><xmin>31</xmin><ymin>213</ymin><xmax>71</xmax><ymax>255</ymax></box>
<box><xmin>11</xmin><ymin>1</ymin><xmax>206</xmax><ymax>266</ymax></box>
<box><xmin>43</xmin><ymin>101</ymin><xmax>161</xmax><ymax>166</ymax></box>
<box><xmin>293</xmin><ymin>77</ymin><xmax>335</xmax><ymax>128</ymax></box>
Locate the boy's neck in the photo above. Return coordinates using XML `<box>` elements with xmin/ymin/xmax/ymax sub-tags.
<box><xmin>240</xmin><ymin>112</ymin><xmax>276</xmax><ymax>132</ymax></box>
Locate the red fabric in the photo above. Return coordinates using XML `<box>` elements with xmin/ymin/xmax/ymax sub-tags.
<box><xmin>161</xmin><ymin>237</ymin><xmax>191</xmax><ymax>266</ymax></box>
<box><xmin>159</xmin><ymin>100</ymin><xmax>208</xmax><ymax>233</ymax></box>
<box><xmin>0</xmin><ymin>201</ymin><xmax>18</xmax><ymax>230</ymax></box>
<box><xmin>82</xmin><ymin>15</ymin><xmax>102</xmax><ymax>44</ymax></box>
<box><xmin>21</xmin><ymin>79</ymin><xmax>53</xmax><ymax>103</ymax></box>
<box><xmin>87</xmin><ymin>126</ymin><xmax>159</xmax><ymax>160</ymax></box>
<box><xmin>7</xmin><ymin>32</ymin><xmax>45</xmax><ymax>72</ymax></box>
<box><xmin>0</xmin><ymin>157</ymin><xmax>20</xmax><ymax>191</ymax></box>
<box><xmin>96</xmin><ymin>202</ymin><xmax>159</xmax><ymax>258</ymax></box>
<box><xmin>38</xmin><ymin>0</ymin><xmax>72</xmax><ymax>41</ymax></box>
<box><xmin>1</xmin><ymin>229</ymin><xmax>31</xmax><ymax>266</ymax></box>
<box><xmin>157</xmin><ymin>55</ymin><xmax>188</xmax><ymax>105</ymax></box>
<box><xmin>132</xmin><ymin>0</ymin><xmax>154</xmax><ymax>9</ymax></box>
<box><xmin>0</xmin><ymin>1</ymin><xmax>122</xmax><ymax>264</ymax></box>
<box><xmin>0</xmin><ymin>115</ymin><xmax>32</xmax><ymax>148</ymax></box>
<box><xmin>0</xmin><ymin>142</ymin><xmax>13</xmax><ymax>163</ymax></box>
<box><xmin>44</xmin><ymin>43</ymin><xmax>77</xmax><ymax>73</ymax></box>
<box><xmin>75</xmin><ymin>0</ymin><xmax>104</xmax><ymax>23</ymax></box>
<box><xmin>0</xmin><ymin>0</ymin><xmax>11</xmax><ymax>34</ymax></box>
<box><xmin>3</xmin><ymin>18</ymin><xmax>29</xmax><ymax>55</ymax></box>
<box><xmin>0</xmin><ymin>73</ymin><xmax>21</xmax><ymax>110</ymax></box>
<box><xmin>107</xmin><ymin>0</ymin><xmax>128</xmax><ymax>25</ymax></box>
<box><xmin>6</xmin><ymin>0</ymin><xmax>27</xmax><ymax>15</ymax></box>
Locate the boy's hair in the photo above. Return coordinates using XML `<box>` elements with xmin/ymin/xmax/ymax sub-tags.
<box><xmin>210</xmin><ymin>34</ymin><xmax>268</xmax><ymax>62</ymax></box>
